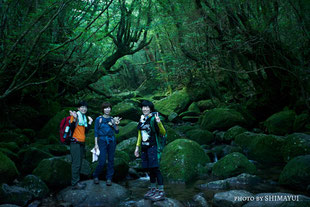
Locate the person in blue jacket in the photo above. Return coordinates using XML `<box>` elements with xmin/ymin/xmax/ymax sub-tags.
<box><xmin>93</xmin><ymin>102</ymin><xmax>121</xmax><ymax>186</ymax></box>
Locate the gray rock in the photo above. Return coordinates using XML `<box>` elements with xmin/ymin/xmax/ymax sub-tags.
<box><xmin>0</xmin><ymin>184</ymin><xmax>33</xmax><ymax>207</ymax></box>
<box><xmin>213</xmin><ymin>190</ymin><xmax>254</xmax><ymax>207</ymax></box>
<box><xmin>17</xmin><ymin>175</ymin><xmax>49</xmax><ymax>199</ymax></box>
<box><xmin>193</xmin><ymin>193</ymin><xmax>209</xmax><ymax>207</ymax></box>
<box><xmin>57</xmin><ymin>180</ymin><xmax>130</xmax><ymax>207</ymax></box>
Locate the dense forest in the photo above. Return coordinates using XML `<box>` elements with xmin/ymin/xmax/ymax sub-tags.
<box><xmin>1</xmin><ymin>0</ymin><xmax>310</xmax><ymax>206</ymax></box>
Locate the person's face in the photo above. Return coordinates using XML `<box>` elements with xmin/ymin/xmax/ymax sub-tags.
<box><xmin>104</xmin><ymin>107</ymin><xmax>111</xmax><ymax>115</ymax></box>
<box><xmin>142</xmin><ymin>106</ymin><xmax>151</xmax><ymax>116</ymax></box>
<box><xmin>78</xmin><ymin>106</ymin><xmax>87</xmax><ymax>114</ymax></box>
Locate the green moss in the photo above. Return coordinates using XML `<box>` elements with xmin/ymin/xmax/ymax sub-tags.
<box><xmin>224</xmin><ymin>126</ymin><xmax>247</xmax><ymax>142</ymax></box>
<box><xmin>160</xmin><ymin>139</ymin><xmax>210</xmax><ymax>183</ymax></box>
<box><xmin>212</xmin><ymin>152</ymin><xmax>256</xmax><ymax>179</ymax></box>
<box><xmin>116</xmin><ymin>122</ymin><xmax>138</xmax><ymax>143</ymax></box>
<box><xmin>281</xmin><ymin>133</ymin><xmax>310</xmax><ymax>162</ymax></box>
<box><xmin>165</xmin><ymin>125</ymin><xmax>184</xmax><ymax>144</ymax></box>
<box><xmin>0</xmin><ymin>152</ymin><xmax>19</xmax><ymax>184</ymax></box>
<box><xmin>185</xmin><ymin>129</ymin><xmax>214</xmax><ymax>145</ymax></box>
<box><xmin>200</xmin><ymin>108</ymin><xmax>246</xmax><ymax>131</ymax></box>
<box><xmin>264</xmin><ymin>110</ymin><xmax>296</xmax><ymax>135</ymax></box>
<box><xmin>111</xmin><ymin>101</ymin><xmax>140</xmax><ymax>121</ymax></box>
<box><xmin>116</xmin><ymin>137</ymin><xmax>137</xmax><ymax>161</ymax></box>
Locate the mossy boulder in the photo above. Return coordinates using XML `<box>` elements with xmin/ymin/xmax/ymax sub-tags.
<box><xmin>224</xmin><ymin>126</ymin><xmax>247</xmax><ymax>142</ymax></box>
<box><xmin>212</xmin><ymin>152</ymin><xmax>256</xmax><ymax>179</ymax></box>
<box><xmin>0</xmin><ymin>152</ymin><xmax>19</xmax><ymax>184</ymax></box>
<box><xmin>264</xmin><ymin>110</ymin><xmax>296</xmax><ymax>135</ymax></box>
<box><xmin>116</xmin><ymin>137</ymin><xmax>137</xmax><ymax>161</ymax></box>
<box><xmin>200</xmin><ymin>108</ymin><xmax>246</xmax><ymax>131</ymax></box>
<box><xmin>160</xmin><ymin>139</ymin><xmax>210</xmax><ymax>183</ymax></box>
<box><xmin>293</xmin><ymin>113</ymin><xmax>309</xmax><ymax>131</ymax></box>
<box><xmin>44</xmin><ymin>144</ymin><xmax>69</xmax><ymax>156</ymax></box>
<box><xmin>33</xmin><ymin>157</ymin><xmax>71</xmax><ymax>189</ymax></box>
<box><xmin>182</xmin><ymin>116</ymin><xmax>200</xmax><ymax>122</ymax></box>
<box><xmin>282</xmin><ymin>133</ymin><xmax>310</xmax><ymax>162</ymax></box>
<box><xmin>115</xmin><ymin>150</ymin><xmax>130</xmax><ymax>164</ymax></box>
<box><xmin>188</xmin><ymin>102</ymin><xmax>200</xmax><ymax>113</ymax></box>
<box><xmin>0</xmin><ymin>131</ymin><xmax>30</xmax><ymax>146</ymax></box>
<box><xmin>235</xmin><ymin>132</ymin><xmax>285</xmax><ymax>165</ymax></box>
<box><xmin>279</xmin><ymin>155</ymin><xmax>310</xmax><ymax>189</ymax></box>
<box><xmin>18</xmin><ymin>147</ymin><xmax>53</xmax><ymax>174</ymax></box>
<box><xmin>197</xmin><ymin>99</ymin><xmax>219</xmax><ymax>111</ymax></box>
<box><xmin>165</xmin><ymin>125</ymin><xmax>185</xmax><ymax>144</ymax></box>
<box><xmin>155</xmin><ymin>89</ymin><xmax>191</xmax><ymax>117</ymax></box>
<box><xmin>0</xmin><ymin>184</ymin><xmax>33</xmax><ymax>206</ymax></box>
<box><xmin>37</xmin><ymin>108</ymin><xmax>72</xmax><ymax>138</ymax></box>
<box><xmin>185</xmin><ymin>129</ymin><xmax>214</xmax><ymax>145</ymax></box>
<box><xmin>0</xmin><ymin>142</ymin><xmax>19</xmax><ymax>152</ymax></box>
<box><xmin>0</xmin><ymin>148</ymin><xmax>18</xmax><ymax>163</ymax></box>
<box><xmin>17</xmin><ymin>175</ymin><xmax>49</xmax><ymax>199</ymax></box>
<box><xmin>111</xmin><ymin>101</ymin><xmax>140</xmax><ymax>121</ymax></box>
<box><xmin>116</xmin><ymin>122</ymin><xmax>138</xmax><ymax>143</ymax></box>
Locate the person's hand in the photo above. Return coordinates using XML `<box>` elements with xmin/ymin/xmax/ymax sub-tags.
<box><xmin>113</xmin><ymin>117</ymin><xmax>122</xmax><ymax>125</ymax></box>
<box><xmin>88</xmin><ymin>116</ymin><xmax>93</xmax><ymax>125</ymax></box>
<box><xmin>69</xmin><ymin>110</ymin><xmax>77</xmax><ymax>119</ymax></box>
<box><xmin>155</xmin><ymin>112</ymin><xmax>161</xmax><ymax>123</ymax></box>
<box><xmin>134</xmin><ymin>146</ymin><xmax>140</xmax><ymax>157</ymax></box>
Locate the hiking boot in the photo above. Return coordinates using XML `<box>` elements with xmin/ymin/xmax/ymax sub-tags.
<box><xmin>106</xmin><ymin>180</ymin><xmax>112</xmax><ymax>186</ymax></box>
<box><xmin>144</xmin><ymin>188</ymin><xmax>157</xmax><ymax>199</ymax></box>
<box><xmin>93</xmin><ymin>177</ymin><xmax>99</xmax><ymax>184</ymax></box>
<box><xmin>72</xmin><ymin>182</ymin><xmax>86</xmax><ymax>190</ymax></box>
<box><xmin>150</xmin><ymin>190</ymin><xmax>165</xmax><ymax>202</ymax></box>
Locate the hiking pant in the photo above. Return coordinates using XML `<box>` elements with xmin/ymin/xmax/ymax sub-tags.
<box><xmin>93</xmin><ymin>138</ymin><xmax>116</xmax><ymax>180</ymax></box>
<box><xmin>70</xmin><ymin>142</ymin><xmax>85</xmax><ymax>186</ymax></box>
<box><xmin>149</xmin><ymin>167</ymin><xmax>164</xmax><ymax>185</ymax></box>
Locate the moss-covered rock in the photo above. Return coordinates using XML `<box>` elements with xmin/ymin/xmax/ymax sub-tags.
<box><xmin>44</xmin><ymin>144</ymin><xmax>69</xmax><ymax>156</ymax></box>
<box><xmin>155</xmin><ymin>89</ymin><xmax>191</xmax><ymax>117</ymax></box>
<box><xmin>282</xmin><ymin>133</ymin><xmax>310</xmax><ymax>162</ymax></box>
<box><xmin>200</xmin><ymin>108</ymin><xmax>246</xmax><ymax>131</ymax></box>
<box><xmin>18</xmin><ymin>175</ymin><xmax>49</xmax><ymax>199</ymax></box>
<box><xmin>116</xmin><ymin>137</ymin><xmax>137</xmax><ymax>161</ymax></box>
<box><xmin>293</xmin><ymin>113</ymin><xmax>309</xmax><ymax>132</ymax></box>
<box><xmin>0</xmin><ymin>184</ymin><xmax>33</xmax><ymax>206</ymax></box>
<box><xmin>0</xmin><ymin>152</ymin><xmax>19</xmax><ymax>184</ymax></box>
<box><xmin>211</xmin><ymin>145</ymin><xmax>242</xmax><ymax>160</ymax></box>
<box><xmin>197</xmin><ymin>99</ymin><xmax>219</xmax><ymax>111</ymax></box>
<box><xmin>111</xmin><ymin>101</ymin><xmax>140</xmax><ymax>121</ymax></box>
<box><xmin>160</xmin><ymin>139</ymin><xmax>210</xmax><ymax>183</ymax></box>
<box><xmin>0</xmin><ymin>148</ymin><xmax>18</xmax><ymax>163</ymax></box>
<box><xmin>179</xmin><ymin>111</ymin><xmax>200</xmax><ymax>117</ymax></box>
<box><xmin>33</xmin><ymin>157</ymin><xmax>71</xmax><ymax>189</ymax></box>
<box><xmin>279</xmin><ymin>155</ymin><xmax>310</xmax><ymax>189</ymax></box>
<box><xmin>182</xmin><ymin>116</ymin><xmax>200</xmax><ymax>122</ymax></box>
<box><xmin>264</xmin><ymin>110</ymin><xmax>296</xmax><ymax>135</ymax></box>
<box><xmin>224</xmin><ymin>126</ymin><xmax>247</xmax><ymax>142</ymax></box>
<box><xmin>115</xmin><ymin>150</ymin><xmax>130</xmax><ymax>164</ymax></box>
<box><xmin>165</xmin><ymin>125</ymin><xmax>185</xmax><ymax>144</ymax></box>
<box><xmin>185</xmin><ymin>129</ymin><xmax>214</xmax><ymax>145</ymax></box>
<box><xmin>0</xmin><ymin>142</ymin><xmax>19</xmax><ymax>152</ymax></box>
<box><xmin>116</xmin><ymin>122</ymin><xmax>138</xmax><ymax>143</ymax></box>
<box><xmin>0</xmin><ymin>131</ymin><xmax>30</xmax><ymax>147</ymax></box>
<box><xmin>212</xmin><ymin>152</ymin><xmax>256</xmax><ymax>179</ymax></box>
<box><xmin>37</xmin><ymin>108</ymin><xmax>72</xmax><ymax>138</ymax></box>
<box><xmin>235</xmin><ymin>132</ymin><xmax>285</xmax><ymax>165</ymax></box>
<box><xmin>188</xmin><ymin>102</ymin><xmax>200</xmax><ymax>113</ymax></box>
<box><xmin>18</xmin><ymin>147</ymin><xmax>53</xmax><ymax>174</ymax></box>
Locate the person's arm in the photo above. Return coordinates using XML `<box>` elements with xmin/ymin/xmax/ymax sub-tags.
<box><xmin>157</xmin><ymin>121</ymin><xmax>166</xmax><ymax>136</ymax></box>
<box><xmin>134</xmin><ymin>130</ymin><xmax>142</xmax><ymax>157</ymax></box>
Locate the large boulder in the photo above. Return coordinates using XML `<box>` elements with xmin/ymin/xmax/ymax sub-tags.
<box><xmin>200</xmin><ymin>108</ymin><xmax>246</xmax><ymax>131</ymax></box>
<box><xmin>155</xmin><ymin>89</ymin><xmax>191</xmax><ymax>117</ymax></box>
<box><xmin>185</xmin><ymin>129</ymin><xmax>214</xmax><ymax>145</ymax></box>
<box><xmin>264</xmin><ymin>110</ymin><xmax>296</xmax><ymax>135</ymax></box>
<box><xmin>0</xmin><ymin>152</ymin><xmax>19</xmax><ymax>184</ymax></box>
<box><xmin>160</xmin><ymin>139</ymin><xmax>210</xmax><ymax>183</ymax></box>
<box><xmin>17</xmin><ymin>175</ymin><xmax>49</xmax><ymax>199</ymax></box>
<box><xmin>235</xmin><ymin>132</ymin><xmax>285</xmax><ymax>165</ymax></box>
<box><xmin>281</xmin><ymin>133</ymin><xmax>310</xmax><ymax>162</ymax></box>
<box><xmin>18</xmin><ymin>147</ymin><xmax>53</xmax><ymax>174</ymax></box>
<box><xmin>116</xmin><ymin>122</ymin><xmax>138</xmax><ymax>143</ymax></box>
<box><xmin>224</xmin><ymin>126</ymin><xmax>247</xmax><ymax>142</ymax></box>
<box><xmin>57</xmin><ymin>180</ymin><xmax>130</xmax><ymax>207</ymax></box>
<box><xmin>212</xmin><ymin>152</ymin><xmax>256</xmax><ymax>179</ymax></box>
<box><xmin>33</xmin><ymin>157</ymin><xmax>71</xmax><ymax>189</ymax></box>
<box><xmin>279</xmin><ymin>155</ymin><xmax>310</xmax><ymax>190</ymax></box>
<box><xmin>0</xmin><ymin>184</ymin><xmax>33</xmax><ymax>206</ymax></box>
<box><xmin>213</xmin><ymin>190</ymin><xmax>254</xmax><ymax>207</ymax></box>
<box><xmin>165</xmin><ymin>125</ymin><xmax>185</xmax><ymax>144</ymax></box>
<box><xmin>116</xmin><ymin>137</ymin><xmax>137</xmax><ymax>161</ymax></box>
<box><xmin>111</xmin><ymin>101</ymin><xmax>140</xmax><ymax>121</ymax></box>
<box><xmin>0</xmin><ymin>131</ymin><xmax>30</xmax><ymax>147</ymax></box>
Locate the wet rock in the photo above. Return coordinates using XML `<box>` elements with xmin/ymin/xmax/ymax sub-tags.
<box><xmin>0</xmin><ymin>152</ymin><xmax>19</xmax><ymax>184</ymax></box>
<box><xmin>57</xmin><ymin>180</ymin><xmax>130</xmax><ymax>207</ymax></box>
<box><xmin>264</xmin><ymin>110</ymin><xmax>296</xmax><ymax>135</ymax></box>
<box><xmin>242</xmin><ymin>192</ymin><xmax>310</xmax><ymax>207</ymax></box>
<box><xmin>281</xmin><ymin>133</ymin><xmax>310</xmax><ymax>162</ymax></box>
<box><xmin>161</xmin><ymin>139</ymin><xmax>210</xmax><ymax>183</ymax></box>
<box><xmin>153</xmin><ymin>198</ymin><xmax>184</xmax><ymax>207</ymax></box>
<box><xmin>193</xmin><ymin>193</ymin><xmax>209</xmax><ymax>207</ymax></box>
<box><xmin>225</xmin><ymin>173</ymin><xmax>262</xmax><ymax>189</ymax></box>
<box><xmin>198</xmin><ymin>179</ymin><xmax>229</xmax><ymax>190</ymax></box>
<box><xmin>212</xmin><ymin>152</ymin><xmax>256</xmax><ymax>179</ymax></box>
<box><xmin>279</xmin><ymin>155</ymin><xmax>310</xmax><ymax>190</ymax></box>
<box><xmin>0</xmin><ymin>184</ymin><xmax>33</xmax><ymax>206</ymax></box>
<box><xmin>0</xmin><ymin>204</ymin><xmax>21</xmax><ymax>207</ymax></box>
<box><xmin>213</xmin><ymin>190</ymin><xmax>254</xmax><ymax>207</ymax></box>
<box><xmin>200</xmin><ymin>108</ymin><xmax>247</xmax><ymax>131</ymax></box>
<box><xmin>17</xmin><ymin>175</ymin><xmax>49</xmax><ymax>199</ymax></box>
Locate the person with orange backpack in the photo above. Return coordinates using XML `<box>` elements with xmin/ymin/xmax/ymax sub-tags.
<box><xmin>69</xmin><ymin>101</ymin><xmax>93</xmax><ymax>190</ymax></box>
